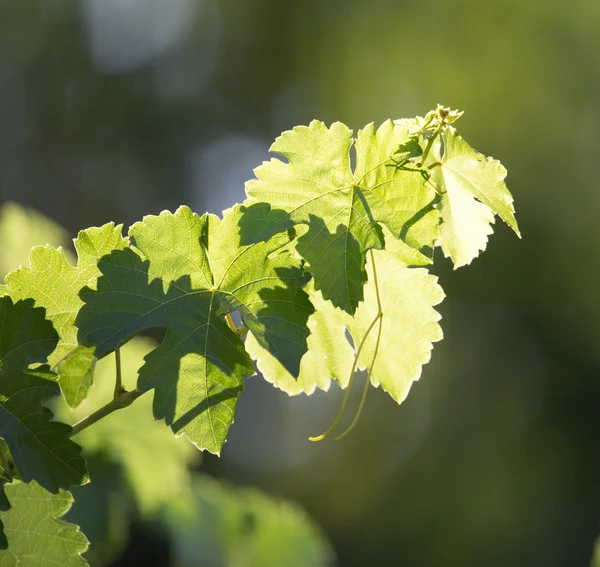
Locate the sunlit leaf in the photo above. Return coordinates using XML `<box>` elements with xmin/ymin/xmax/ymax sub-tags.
<box><xmin>3</xmin><ymin>223</ymin><xmax>127</xmax><ymax>406</ymax></box>
<box><xmin>426</xmin><ymin>127</ymin><xmax>520</xmax><ymax>267</ymax></box>
<box><xmin>77</xmin><ymin>205</ymin><xmax>313</xmax><ymax>454</ymax></box>
<box><xmin>241</xmin><ymin>120</ymin><xmax>438</xmax><ymax>313</ymax></box>
<box><xmin>248</xmin><ymin>248</ymin><xmax>443</xmax><ymax>404</ymax></box>
<box><xmin>246</xmin><ymin>281</ymin><xmax>354</xmax><ymax>395</ymax></box>
<box><xmin>0</xmin><ymin>481</ymin><xmax>88</xmax><ymax>566</ymax></box>
<box><xmin>0</xmin><ymin>297</ymin><xmax>87</xmax><ymax>493</ymax></box>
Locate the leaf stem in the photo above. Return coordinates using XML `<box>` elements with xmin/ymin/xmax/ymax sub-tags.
<box><xmin>69</xmin><ymin>389</ymin><xmax>145</xmax><ymax>437</ymax></box>
<box><xmin>309</xmin><ymin>250</ymin><xmax>383</xmax><ymax>442</ymax></box>
<box><xmin>113</xmin><ymin>348</ymin><xmax>124</xmax><ymax>397</ymax></box>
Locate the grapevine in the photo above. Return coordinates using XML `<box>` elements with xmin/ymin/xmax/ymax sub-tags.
<box><xmin>0</xmin><ymin>105</ymin><xmax>519</xmax><ymax>563</ymax></box>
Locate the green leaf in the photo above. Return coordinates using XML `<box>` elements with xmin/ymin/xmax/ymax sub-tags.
<box><xmin>246</xmin><ymin>282</ymin><xmax>353</xmax><ymax>395</ymax></box>
<box><xmin>76</xmin><ymin>205</ymin><xmax>313</xmax><ymax>455</ymax></box>
<box><xmin>3</xmin><ymin>224</ymin><xmax>127</xmax><ymax>407</ymax></box>
<box><xmin>0</xmin><ymin>481</ymin><xmax>89</xmax><ymax>566</ymax></box>
<box><xmin>0</xmin><ymin>297</ymin><xmax>87</xmax><ymax>493</ymax></box>
<box><xmin>66</xmin><ymin>458</ymin><xmax>129</xmax><ymax>567</ymax></box>
<box><xmin>54</xmin><ymin>337</ymin><xmax>197</xmax><ymax>515</ymax></box>
<box><xmin>241</xmin><ymin>120</ymin><xmax>438</xmax><ymax>313</ymax></box>
<box><xmin>426</xmin><ymin>127</ymin><xmax>520</xmax><ymax>267</ymax></box>
<box><xmin>166</xmin><ymin>474</ymin><xmax>334</xmax><ymax>567</ymax></box>
<box><xmin>249</xmin><ymin>248</ymin><xmax>444</xmax><ymax>404</ymax></box>
<box><xmin>349</xmin><ymin>250</ymin><xmax>444</xmax><ymax>403</ymax></box>
<box><xmin>0</xmin><ymin>442</ymin><xmax>14</xmax><ymax>550</ymax></box>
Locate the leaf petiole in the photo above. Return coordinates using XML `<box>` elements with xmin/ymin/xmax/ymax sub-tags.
<box><xmin>71</xmin><ymin>346</ymin><xmax>143</xmax><ymax>437</ymax></box>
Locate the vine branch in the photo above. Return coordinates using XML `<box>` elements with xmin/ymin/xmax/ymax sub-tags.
<box><xmin>70</xmin><ymin>389</ymin><xmax>145</xmax><ymax>437</ymax></box>
<box><xmin>70</xmin><ymin>347</ymin><xmax>144</xmax><ymax>437</ymax></box>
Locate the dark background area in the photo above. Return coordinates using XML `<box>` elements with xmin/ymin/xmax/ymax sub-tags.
<box><xmin>1</xmin><ymin>1</ymin><xmax>600</xmax><ymax>565</ymax></box>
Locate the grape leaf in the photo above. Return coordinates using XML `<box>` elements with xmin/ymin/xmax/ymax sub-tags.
<box><xmin>76</xmin><ymin>205</ymin><xmax>313</xmax><ymax>455</ymax></box>
<box><xmin>55</xmin><ymin>337</ymin><xmax>197</xmax><ymax>515</ymax></box>
<box><xmin>0</xmin><ymin>481</ymin><xmax>89</xmax><ymax>566</ymax></box>
<box><xmin>240</xmin><ymin>120</ymin><xmax>439</xmax><ymax>314</ymax></box>
<box><xmin>0</xmin><ymin>296</ymin><xmax>87</xmax><ymax>493</ymax></box>
<box><xmin>349</xmin><ymin>249</ymin><xmax>444</xmax><ymax>402</ymax></box>
<box><xmin>248</xmin><ymin>248</ymin><xmax>444</xmax><ymax>404</ymax></box>
<box><xmin>165</xmin><ymin>474</ymin><xmax>335</xmax><ymax>567</ymax></box>
<box><xmin>0</xmin><ymin>444</ymin><xmax>13</xmax><ymax>550</ymax></box>
<box><xmin>425</xmin><ymin>127</ymin><xmax>520</xmax><ymax>267</ymax></box>
<box><xmin>245</xmin><ymin>282</ymin><xmax>353</xmax><ymax>395</ymax></box>
<box><xmin>3</xmin><ymin>224</ymin><xmax>127</xmax><ymax>407</ymax></box>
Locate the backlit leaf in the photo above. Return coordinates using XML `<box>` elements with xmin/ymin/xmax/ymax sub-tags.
<box><xmin>241</xmin><ymin>120</ymin><xmax>439</xmax><ymax>313</ymax></box>
<box><xmin>248</xmin><ymin>248</ymin><xmax>444</xmax><ymax>404</ymax></box>
<box><xmin>426</xmin><ymin>127</ymin><xmax>520</xmax><ymax>267</ymax></box>
<box><xmin>0</xmin><ymin>297</ymin><xmax>87</xmax><ymax>493</ymax></box>
<box><xmin>0</xmin><ymin>481</ymin><xmax>88</xmax><ymax>566</ymax></box>
<box><xmin>3</xmin><ymin>224</ymin><xmax>127</xmax><ymax>406</ymax></box>
<box><xmin>76</xmin><ymin>205</ymin><xmax>313</xmax><ymax>454</ymax></box>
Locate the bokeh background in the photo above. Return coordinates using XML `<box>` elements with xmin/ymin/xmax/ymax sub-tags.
<box><xmin>1</xmin><ymin>1</ymin><xmax>599</xmax><ymax>566</ymax></box>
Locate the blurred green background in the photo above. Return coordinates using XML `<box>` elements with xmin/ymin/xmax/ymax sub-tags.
<box><xmin>1</xmin><ymin>1</ymin><xmax>599</xmax><ymax>565</ymax></box>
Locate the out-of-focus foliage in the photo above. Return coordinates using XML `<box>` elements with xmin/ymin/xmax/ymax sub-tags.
<box><xmin>0</xmin><ymin>203</ymin><xmax>71</xmax><ymax>276</ymax></box>
<box><xmin>591</xmin><ymin>537</ymin><xmax>600</xmax><ymax>567</ymax></box>
<box><xmin>166</xmin><ymin>474</ymin><xmax>334</xmax><ymax>567</ymax></box>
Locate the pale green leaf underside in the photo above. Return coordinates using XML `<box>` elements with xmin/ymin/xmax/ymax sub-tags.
<box><xmin>76</xmin><ymin>205</ymin><xmax>313</xmax><ymax>455</ymax></box>
<box><xmin>0</xmin><ymin>297</ymin><xmax>87</xmax><ymax>494</ymax></box>
<box><xmin>428</xmin><ymin>127</ymin><xmax>520</xmax><ymax>267</ymax></box>
<box><xmin>249</xmin><ymin>248</ymin><xmax>444</xmax><ymax>403</ymax></box>
<box><xmin>242</xmin><ymin>120</ymin><xmax>438</xmax><ymax>314</ymax></box>
<box><xmin>0</xmin><ymin>481</ymin><xmax>89</xmax><ymax>566</ymax></box>
<box><xmin>3</xmin><ymin>224</ymin><xmax>127</xmax><ymax>407</ymax></box>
